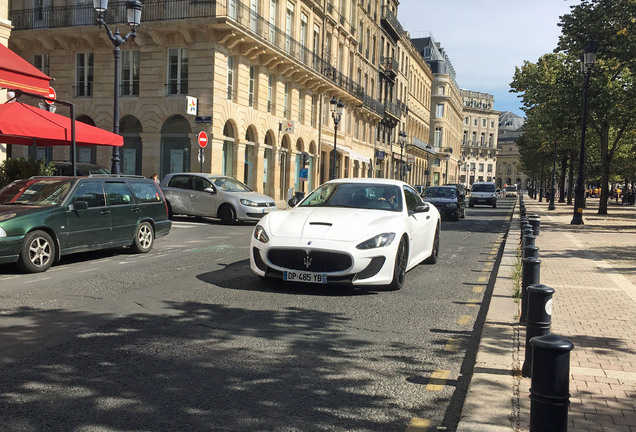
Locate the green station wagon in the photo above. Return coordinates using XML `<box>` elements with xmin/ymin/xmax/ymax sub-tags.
<box><xmin>0</xmin><ymin>175</ymin><xmax>172</xmax><ymax>273</ymax></box>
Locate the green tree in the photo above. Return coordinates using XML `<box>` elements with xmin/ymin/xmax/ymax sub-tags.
<box><xmin>557</xmin><ymin>0</ymin><xmax>636</xmax><ymax>214</ymax></box>
<box><xmin>0</xmin><ymin>157</ymin><xmax>56</xmax><ymax>189</ymax></box>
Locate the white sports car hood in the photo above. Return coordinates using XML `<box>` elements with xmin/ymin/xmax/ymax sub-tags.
<box><xmin>264</xmin><ymin>207</ymin><xmax>398</xmax><ymax>242</ymax></box>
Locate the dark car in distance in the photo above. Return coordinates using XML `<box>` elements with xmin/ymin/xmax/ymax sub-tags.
<box><xmin>421</xmin><ymin>185</ymin><xmax>466</xmax><ymax>221</ymax></box>
<box><xmin>52</xmin><ymin>161</ymin><xmax>111</xmax><ymax>176</ymax></box>
<box><xmin>0</xmin><ymin>175</ymin><xmax>171</xmax><ymax>273</ymax></box>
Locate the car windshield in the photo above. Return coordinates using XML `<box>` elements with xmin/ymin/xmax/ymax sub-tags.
<box><xmin>212</xmin><ymin>177</ymin><xmax>252</xmax><ymax>192</ymax></box>
<box><xmin>300</xmin><ymin>183</ymin><xmax>403</xmax><ymax>212</ymax></box>
<box><xmin>423</xmin><ymin>187</ymin><xmax>456</xmax><ymax>198</ymax></box>
<box><xmin>472</xmin><ymin>184</ymin><xmax>496</xmax><ymax>192</ymax></box>
<box><xmin>0</xmin><ymin>179</ymin><xmax>74</xmax><ymax>206</ymax></box>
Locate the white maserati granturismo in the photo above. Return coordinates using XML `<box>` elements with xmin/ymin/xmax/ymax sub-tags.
<box><xmin>250</xmin><ymin>178</ymin><xmax>441</xmax><ymax>290</ymax></box>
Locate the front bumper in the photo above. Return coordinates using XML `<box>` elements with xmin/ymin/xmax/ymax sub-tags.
<box><xmin>250</xmin><ymin>237</ymin><xmax>397</xmax><ymax>286</ymax></box>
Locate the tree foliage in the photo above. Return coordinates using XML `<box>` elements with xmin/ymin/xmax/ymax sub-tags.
<box><xmin>0</xmin><ymin>157</ymin><xmax>56</xmax><ymax>189</ymax></box>
<box><xmin>510</xmin><ymin>0</ymin><xmax>636</xmax><ymax>214</ymax></box>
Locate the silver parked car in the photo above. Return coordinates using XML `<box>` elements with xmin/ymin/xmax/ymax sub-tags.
<box><xmin>160</xmin><ymin>173</ymin><xmax>277</xmax><ymax>224</ymax></box>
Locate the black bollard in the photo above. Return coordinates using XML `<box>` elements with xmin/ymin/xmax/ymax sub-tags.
<box><xmin>523</xmin><ymin>233</ymin><xmax>536</xmax><ymax>249</ymax></box>
<box><xmin>522</xmin><ymin>284</ymin><xmax>554</xmax><ymax>377</ymax></box>
<box><xmin>521</xmin><ymin>227</ymin><xmax>533</xmax><ymax>245</ymax></box>
<box><xmin>529</xmin><ymin>214</ymin><xmax>541</xmax><ymax>236</ymax></box>
<box><xmin>520</xmin><ymin>257</ymin><xmax>541</xmax><ymax>324</ymax></box>
<box><xmin>529</xmin><ymin>334</ymin><xmax>574</xmax><ymax>432</ymax></box>
<box><xmin>523</xmin><ymin>244</ymin><xmax>539</xmax><ymax>259</ymax></box>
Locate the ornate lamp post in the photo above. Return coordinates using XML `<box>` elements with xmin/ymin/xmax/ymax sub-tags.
<box><xmin>93</xmin><ymin>0</ymin><xmax>143</xmax><ymax>174</ymax></box>
<box><xmin>329</xmin><ymin>96</ymin><xmax>344</xmax><ymax>179</ymax></box>
<box><xmin>398</xmin><ymin>130</ymin><xmax>407</xmax><ymax>180</ymax></box>
<box><xmin>571</xmin><ymin>42</ymin><xmax>597</xmax><ymax>225</ymax></box>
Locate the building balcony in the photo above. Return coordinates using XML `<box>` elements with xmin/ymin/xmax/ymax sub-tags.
<box><xmin>361</xmin><ymin>94</ymin><xmax>385</xmax><ymax>118</ymax></box>
<box><xmin>380</xmin><ymin>56</ymin><xmax>398</xmax><ymax>79</ymax></box>
<box><xmin>380</xmin><ymin>6</ymin><xmax>403</xmax><ymax>41</ymax></box>
<box><xmin>9</xmin><ymin>0</ymin><xmax>364</xmax><ymax>101</ymax></box>
<box><xmin>384</xmin><ymin>100</ymin><xmax>402</xmax><ymax>122</ymax></box>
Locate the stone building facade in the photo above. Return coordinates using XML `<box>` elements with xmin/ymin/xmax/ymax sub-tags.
<box><xmin>410</xmin><ymin>34</ymin><xmax>463</xmax><ymax>186</ymax></box>
<box><xmin>460</xmin><ymin>89</ymin><xmax>500</xmax><ymax>187</ymax></box>
<box><xmin>4</xmin><ymin>0</ymin><xmax>440</xmax><ymax>203</ymax></box>
<box><xmin>496</xmin><ymin>110</ymin><xmax>528</xmax><ymax>189</ymax></box>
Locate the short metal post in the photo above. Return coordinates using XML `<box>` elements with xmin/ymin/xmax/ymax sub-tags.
<box><xmin>520</xmin><ymin>257</ymin><xmax>541</xmax><ymax>323</ymax></box>
<box><xmin>523</xmin><ymin>233</ymin><xmax>536</xmax><ymax>249</ymax></box>
<box><xmin>523</xmin><ymin>244</ymin><xmax>539</xmax><ymax>259</ymax></box>
<box><xmin>522</xmin><ymin>284</ymin><xmax>554</xmax><ymax>377</ymax></box>
<box><xmin>529</xmin><ymin>334</ymin><xmax>574</xmax><ymax>432</ymax></box>
<box><xmin>528</xmin><ymin>214</ymin><xmax>541</xmax><ymax>236</ymax></box>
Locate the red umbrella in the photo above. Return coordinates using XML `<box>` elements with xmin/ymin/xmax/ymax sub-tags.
<box><xmin>0</xmin><ymin>44</ymin><xmax>52</xmax><ymax>96</ymax></box>
<box><xmin>0</xmin><ymin>102</ymin><xmax>123</xmax><ymax>147</ymax></box>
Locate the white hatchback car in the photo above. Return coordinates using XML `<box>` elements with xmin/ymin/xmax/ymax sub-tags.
<box><xmin>160</xmin><ymin>173</ymin><xmax>277</xmax><ymax>224</ymax></box>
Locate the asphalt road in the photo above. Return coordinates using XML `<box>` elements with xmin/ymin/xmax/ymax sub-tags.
<box><xmin>0</xmin><ymin>199</ymin><xmax>515</xmax><ymax>432</ymax></box>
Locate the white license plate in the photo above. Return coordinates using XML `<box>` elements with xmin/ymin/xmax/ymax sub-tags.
<box><xmin>262</xmin><ymin>207</ymin><xmax>274</xmax><ymax>213</ymax></box>
<box><xmin>283</xmin><ymin>271</ymin><xmax>328</xmax><ymax>284</ymax></box>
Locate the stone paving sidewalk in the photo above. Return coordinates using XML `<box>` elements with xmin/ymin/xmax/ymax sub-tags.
<box><xmin>519</xmin><ymin>198</ymin><xmax>636</xmax><ymax>432</ymax></box>
<box><xmin>456</xmin><ymin>197</ymin><xmax>635</xmax><ymax>432</ymax></box>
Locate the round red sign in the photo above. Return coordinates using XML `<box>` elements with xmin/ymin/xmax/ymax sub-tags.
<box><xmin>198</xmin><ymin>131</ymin><xmax>208</xmax><ymax>148</ymax></box>
<box><xmin>45</xmin><ymin>87</ymin><xmax>56</xmax><ymax>105</ymax></box>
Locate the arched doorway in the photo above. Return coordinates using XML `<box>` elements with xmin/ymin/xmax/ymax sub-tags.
<box><xmin>223</xmin><ymin>120</ymin><xmax>236</xmax><ymax>177</ymax></box>
<box><xmin>120</xmin><ymin>115</ymin><xmax>142</xmax><ymax>175</ymax></box>
<box><xmin>262</xmin><ymin>131</ymin><xmax>276</xmax><ymax>197</ymax></box>
<box><xmin>308</xmin><ymin>141</ymin><xmax>316</xmax><ymax>190</ymax></box>
<box><xmin>244</xmin><ymin>126</ymin><xmax>258</xmax><ymax>189</ymax></box>
<box><xmin>280</xmin><ymin>135</ymin><xmax>291</xmax><ymax>199</ymax></box>
<box><xmin>294</xmin><ymin>138</ymin><xmax>305</xmax><ymax>193</ymax></box>
<box><xmin>160</xmin><ymin>114</ymin><xmax>192</xmax><ymax>178</ymax></box>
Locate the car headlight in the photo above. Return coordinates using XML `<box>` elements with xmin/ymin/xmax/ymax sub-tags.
<box><xmin>240</xmin><ymin>199</ymin><xmax>259</xmax><ymax>207</ymax></box>
<box><xmin>356</xmin><ymin>233</ymin><xmax>395</xmax><ymax>250</ymax></box>
<box><xmin>253</xmin><ymin>225</ymin><xmax>270</xmax><ymax>243</ymax></box>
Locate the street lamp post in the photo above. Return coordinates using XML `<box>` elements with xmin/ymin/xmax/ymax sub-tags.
<box><xmin>444</xmin><ymin>153</ymin><xmax>450</xmax><ymax>184</ymax></box>
<box><xmin>93</xmin><ymin>0</ymin><xmax>143</xmax><ymax>174</ymax></box>
<box><xmin>329</xmin><ymin>96</ymin><xmax>344</xmax><ymax>180</ymax></box>
<box><xmin>398</xmin><ymin>130</ymin><xmax>407</xmax><ymax>181</ymax></box>
<box><xmin>571</xmin><ymin>43</ymin><xmax>597</xmax><ymax>225</ymax></box>
<box><xmin>548</xmin><ymin>141</ymin><xmax>557</xmax><ymax>210</ymax></box>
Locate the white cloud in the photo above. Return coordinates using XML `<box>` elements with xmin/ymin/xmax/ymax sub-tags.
<box><xmin>398</xmin><ymin>0</ymin><xmax>575</xmax><ymax>115</ymax></box>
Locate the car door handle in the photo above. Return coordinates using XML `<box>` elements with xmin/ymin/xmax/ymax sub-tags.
<box><xmin>101</xmin><ymin>209</ymin><xmax>111</xmax><ymax>215</ymax></box>
<box><xmin>131</xmin><ymin>207</ymin><xmax>140</xmax><ymax>213</ymax></box>
<box><xmin>190</xmin><ymin>194</ymin><xmax>196</xmax><ymax>198</ymax></box>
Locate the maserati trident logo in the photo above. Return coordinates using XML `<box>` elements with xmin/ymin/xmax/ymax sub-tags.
<box><xmin>303</xmin><ymin>255</ymin><xmax>312</xmax><ymax>269</ymax></box>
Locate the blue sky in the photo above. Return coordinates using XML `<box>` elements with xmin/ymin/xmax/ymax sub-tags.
<box><xmin>397</xmin><ymin>0</ymin><xmax>576</xmax><ymax>117</ymax></box>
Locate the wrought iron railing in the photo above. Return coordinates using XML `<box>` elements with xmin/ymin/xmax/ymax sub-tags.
<box><xmin>384</xmin><ymin>100</ymin><xmax>402</xmax><ymax>119</ymax></box>
<box><xmin>380</xmin><ymin>6</ymin><xmax>404</xmax><ymax>38</ymax></box>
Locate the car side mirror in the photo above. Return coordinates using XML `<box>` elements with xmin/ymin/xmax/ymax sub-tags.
<box><xmin>203</xmin><ymin>187</ymin><xmax>216</xmax><ymax>194</ymax></box>
<box><xmin>415</xmin><ymin>203</ymin><xmax>430</xmax><ymax>213</ymax></box>
<box><xmin>71</xmin><ymin>200</ymin><xmax>88</xmax><ymax>211</ymax></box>
<box><xmin>287</xmin><ymin>196</ymin><xmax>299</xmax><ymax>207</ymax></box>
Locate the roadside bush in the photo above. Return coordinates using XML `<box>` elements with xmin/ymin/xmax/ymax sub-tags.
<box><xmin>0</xmin><ymin>157</ymin><xmax>56</xmax><ymax>189</ymax></box>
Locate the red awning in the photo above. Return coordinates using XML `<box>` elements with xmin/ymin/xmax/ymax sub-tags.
<box><xmin>0</xmin><ymin>44</ymin><xmax>52</xmax><ymax>96</ymax></box>
<box><xmin>0</xmin><ymin>102</ymin><xmax>123</xmax><ymax>147</ymax></box>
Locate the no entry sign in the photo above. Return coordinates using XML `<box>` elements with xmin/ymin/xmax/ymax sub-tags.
<box><xmin>45</xmin><ymin>87</ymin><xmax>56</xmax><ymax>105</ymax></box>
<box><xmin>197</xmin><ymin>131</ymin><xmax>208</xmax><ymax>148</ymax></box>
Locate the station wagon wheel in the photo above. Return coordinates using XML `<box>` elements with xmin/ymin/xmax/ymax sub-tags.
<box><xmin>387</xmin><ymin>237</ymin><xmax>407</xmax><ymax>291</ymax></box>
<box><xmin>219</xmin><ymin>204</ymin><xmax>237</xmax><ymax>225</ymax></box>
<box><xmin>131</xmin><ymin>222</ymin><xmax>154</xmax><ymax>253</ymax></box>
<box><xmin>18</xmin><ymin>230</ymin><xmax>55</xmax><ymax>273</ymax></box>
